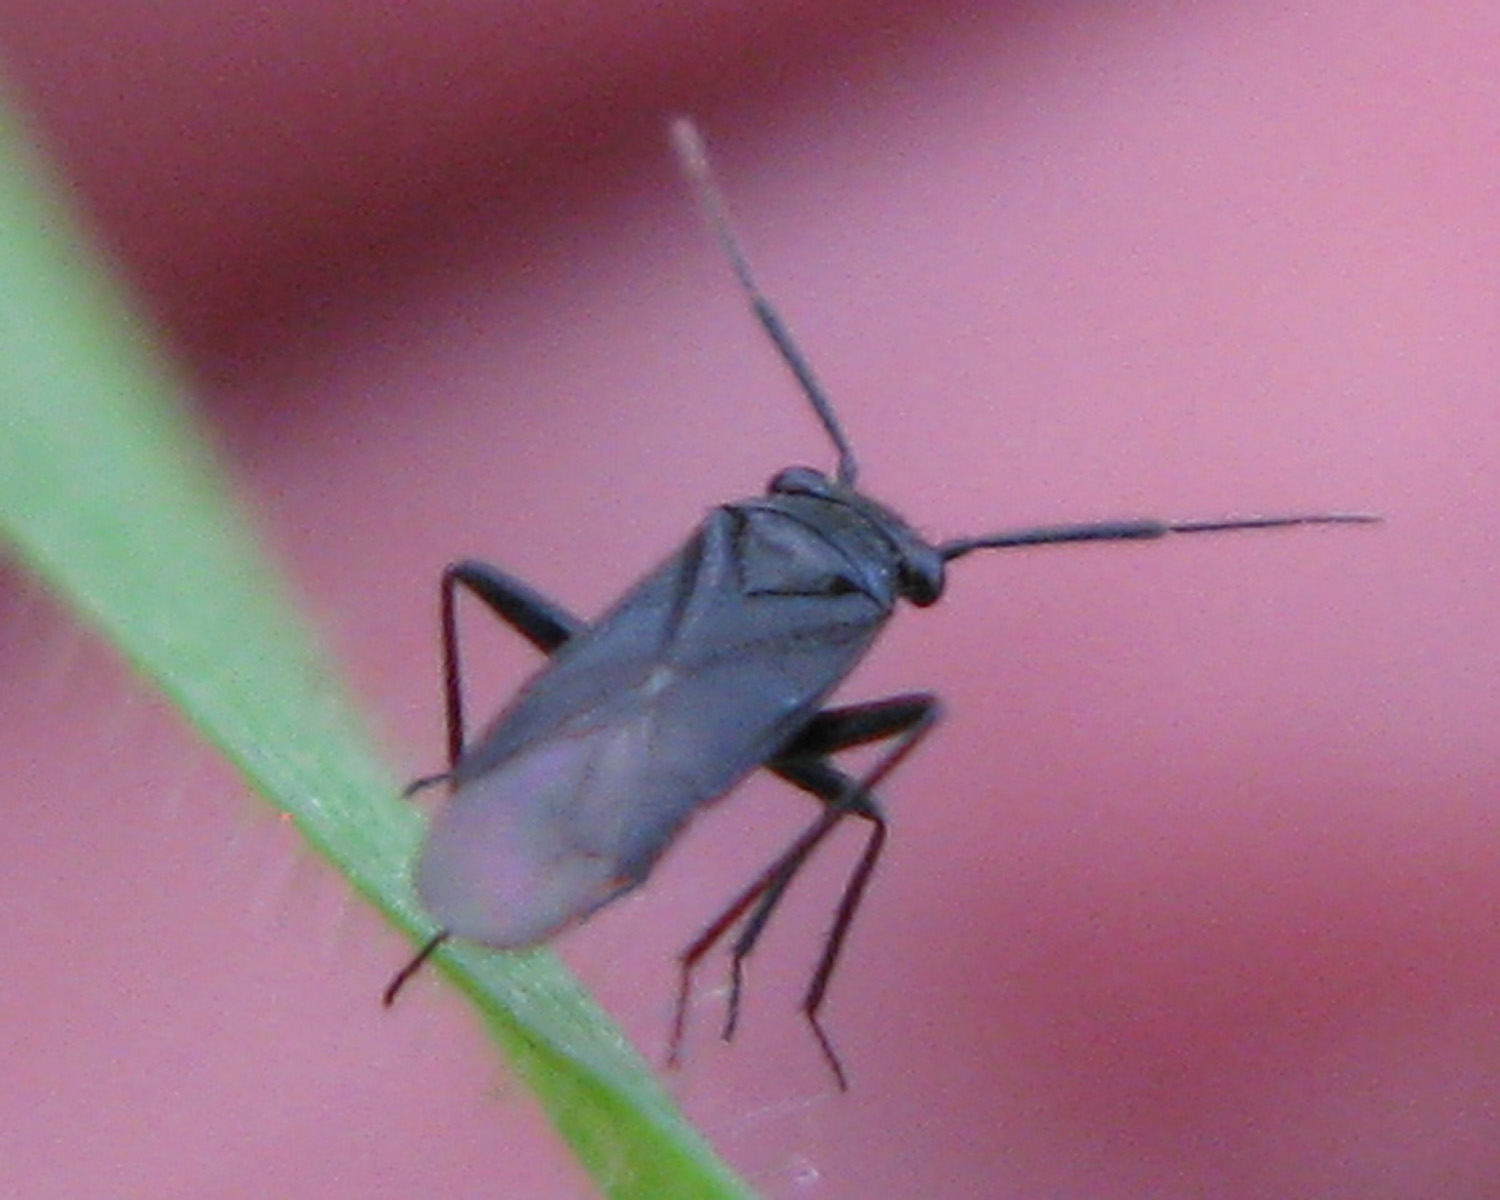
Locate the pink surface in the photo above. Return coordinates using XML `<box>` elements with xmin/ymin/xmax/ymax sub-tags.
<box><xmin>2</xmin><ymin>4</ymin><xmax>1499</xmax><ymax>1197</ymax></box>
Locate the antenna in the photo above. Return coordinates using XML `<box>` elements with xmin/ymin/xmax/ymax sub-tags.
<box><xmin>671</xmin><ymin>117</ymin><xmax>860</xmax><ymax>487</ymax></box>
<box><xmin>939</xmin><ymin>511</ymin><xmax>1382</xmax><ymax>561</ymax></box>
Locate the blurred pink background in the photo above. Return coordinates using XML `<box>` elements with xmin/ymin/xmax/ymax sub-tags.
<box><xmin>2</xmin><ymin>3</ymin><xmax>1498</xmax><ymax>1197</ymax></box>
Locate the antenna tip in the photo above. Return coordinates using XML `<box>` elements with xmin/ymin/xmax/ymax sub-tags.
<box><xmin>1289</xmin><ymin>512</ymin><xmax>1385</xmax><ymax>528</ymax></box>
<box><xmin>669</xmin><ymin>115</ymin><xmax>709</xmax><ymax>179</ymax></box>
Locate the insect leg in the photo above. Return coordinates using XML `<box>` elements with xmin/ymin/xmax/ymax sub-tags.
<box><xmin>382</xmin><ymin>929</ymin><xmax>450</xmax><ymax>1006</ymax></box>
<box><xmin>670</xmin><ymin>693</ymin><xmax>938</xmax><ymax>1089</ymax></box>
<box><xmin>386</xmin><ymin>564</ymin><xmax>588</xmax><ymax>1007</ymax></box>
<box><xmin>728</xmin><ymin>696</ymin><xmax>939</xmax><ymax>1027</ymax></box>
<box><xmin>672</xmin><ymin>697</ymin><xmax>933</xmax><ymax>1034</ymax></box>
<box><xmin>420</xmin><ymin>560</ymin><xmax>588</xmax><ymax>785</ymax></box>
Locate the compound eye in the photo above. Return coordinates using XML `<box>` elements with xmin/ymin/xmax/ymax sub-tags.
<box><xmin>898</xmin><ymin>546</ymin><xmax>945</xmax><ymax>607</ymax></box>
<box><xmin>768</xmin><ymin>466</ymin><xmax>833</xmax><ymax>497</ymax></box>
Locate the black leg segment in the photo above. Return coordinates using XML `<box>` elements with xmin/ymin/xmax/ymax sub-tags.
<box><xmin>434</xmin><ymin>560</ymin><xmax>587</xmax><ymax>772</ymax></box>
<box><xmin>670</xmin><ymin>692</ymin><xmax>939</xmax><ymax>1089</ymax></box>
<box><xmin>387</xmin><ymin>563</ymin><xmax>586</xmax><ymax>1007</ymax></box>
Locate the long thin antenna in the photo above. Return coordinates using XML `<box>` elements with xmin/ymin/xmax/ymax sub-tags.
<box><xmin>939</xmin><ymin>511</ymin><xmax>1381</xmax><ymax>561</ymax></box>
<box><xmin>671</xmin><ymin>116</ymin><xmax>860</xmax><ymax>487</ymax></box>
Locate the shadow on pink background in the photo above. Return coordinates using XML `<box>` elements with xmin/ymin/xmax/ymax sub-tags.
<box><xmin>2</xmin><ymin>3</ymin><xmax>1498</xmax><ymax>1197</ymax></box>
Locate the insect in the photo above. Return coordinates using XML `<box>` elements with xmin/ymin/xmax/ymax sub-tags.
<box><xmin>384</xmin><ymin>117</ymin><xmax>1377</xmax><ymax>1088</ymax></box>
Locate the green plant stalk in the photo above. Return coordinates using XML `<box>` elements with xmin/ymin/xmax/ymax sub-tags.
<box><xmin>0</xmin><ymin>91</ymin><xmax>755</xmax><ymax>1200</ymax></box>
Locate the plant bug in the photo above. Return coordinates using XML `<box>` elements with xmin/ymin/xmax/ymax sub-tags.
<box><xmin>385</xmin><ymin>117</ymin><xmax>1378</xmax><ymax>1089</ymax></box>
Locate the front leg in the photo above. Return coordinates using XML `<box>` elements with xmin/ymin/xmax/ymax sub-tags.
<box><xmin>670</xmin><ymin>693</ymin><xmax>939</xmax><ymax>1089</ymax></box>
<box><xmin>387</xmin><ymin>561</ymin><xmax>588</xmax><ymax>1004</ymax></box>
<box><xmin>418</xmin><ymin>560</ymin><xmax>588</xmax><ymax>787</ymax></box>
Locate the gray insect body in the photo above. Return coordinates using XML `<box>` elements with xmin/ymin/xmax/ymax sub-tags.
<box><xmin>417</xmin><ymin>469</ymin><xmax>935</xmax><ymax>951</ymax></box>
<box><xmin>386</xmin><ymin>118</ymin><xmax>1376</xmax><ymax>1089</ymax></box>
